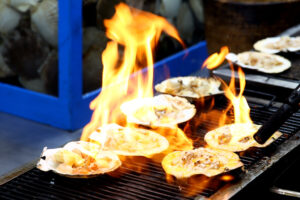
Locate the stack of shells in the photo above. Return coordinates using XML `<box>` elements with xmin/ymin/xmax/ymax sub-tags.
<box><xmin>0</xmin><ymin>0</ymin><xmax>205</xmax><ymax>95</ymax></box>
<box><xmin>0</xmin><ymin>0</ymin><xmax>58</xmax><ymax>95</ymax></box>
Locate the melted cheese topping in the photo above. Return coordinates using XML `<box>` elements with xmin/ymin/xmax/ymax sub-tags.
<box><xmin>155</xmin><ymin>77</ymin><xmax>222</xmax><ymax>99</ymax></box>
<box><xmin>162</xmin><ymin>147</ymin><xmax>243</xmax><ymax>178</ymax></box>
<box><xmin>254</xmin><ymin>36</ymin><xmax>300</xmax><ymax>53</ymax></box>
<box><xmin>237</xmin><ymin>51</ymin><xmax>285</xmax><ymax>69</ymax></box>
<box><xmin>204</xmin><ymin>123</ymin><xmax>282</xmax><ymax>152</ymax></box>
<box><xmin>120</xmin><ymin>94</ymin><xmax>196</xmax><ymax>127</ymax></box>
<box><xmin>37</xmin><ymin>141</ymin><xmax>121</xmax><ymax>177</ymax></box>
<box><xmin>226</xmin><ymin>51</ymin><xmax>291</xmax><ymax>73</ymax></box>
<box><xmin>89</xmin><ymin>123</ymin><xmax>169</xmax><ymax>156</ymax></box>
<box><xmin>265</xmin><ymin>36</ymin><xmax>300</xmax><ymax>50</ymax></box>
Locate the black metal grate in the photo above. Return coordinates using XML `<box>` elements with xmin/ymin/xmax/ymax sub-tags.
<box><xmin>1</xmin><ymin>95</ymin><xmax>300</xmax><ymax>200</ymax></box>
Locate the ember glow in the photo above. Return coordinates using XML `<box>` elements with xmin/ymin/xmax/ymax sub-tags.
<box><xmin>81</xmin><ymin>3</ymin><xmax>184</xmax><ymax>141</ymax></box>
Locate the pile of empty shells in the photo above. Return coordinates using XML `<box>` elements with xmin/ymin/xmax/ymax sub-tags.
<box><xmin>0</xmin><ymin>0</ymin><xmax>58</xmax><ymax>95</ymax></box>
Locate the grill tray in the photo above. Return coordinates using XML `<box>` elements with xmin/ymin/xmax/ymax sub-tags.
<box><xmin>1</xmin><ymin>94</ymin><xmax>300</xmax><ymax>200</ymax></box>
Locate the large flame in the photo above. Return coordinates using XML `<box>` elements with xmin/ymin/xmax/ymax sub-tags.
<box><xmin>223</xmin><ymin>64</ymin><xmax>252</xmax><ymax>124</ymax></box>
<box><xmin>201</xmin><ymin>46</ymin><xmax>252</xmax><ymax>125</ymax></box>
<box><xmin>81</xmin><ymin>3</ymin><xmax>184</xmax><ymax>141</ymax></box>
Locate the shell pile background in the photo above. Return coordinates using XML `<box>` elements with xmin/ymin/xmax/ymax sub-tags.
<box><xmin>0</xmin><ymin>0</ymin><xmax>205</xmax><ymax>96</ymax></box>
<box><xmin>0</xmin><ymin>0</ymin><xmax>58</xmax><ymax>95</ymax></box>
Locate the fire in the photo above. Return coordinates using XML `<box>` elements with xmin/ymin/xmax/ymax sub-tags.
<box><xmin>202</xmin><ymin>46</ymin><xmax>229</xmax><ymax>70</ymax></box>
<box><xmin>81</xmin><ymin>3</ymin><xmax>184</xmax><ymax>141</ymax></box>
<box><xmin>149</xmin><ymin>127</ymin><xmax>194</xmax><ymax>162</ymax></box>
<box><xmin>222</xmin><ymin>64</ymin><xmax>252</xmax><ymax>124</ymax></box>
<box><xmin>201</xmin><ymin>45</ymin><xmax>251</xmax><ymax>125</ymax></box>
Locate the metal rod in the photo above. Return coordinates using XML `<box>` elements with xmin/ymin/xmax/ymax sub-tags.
<box><xmin>270</xmin><ymin>187</ymin><xmax>300</xmax><ymax>198</ymax></box>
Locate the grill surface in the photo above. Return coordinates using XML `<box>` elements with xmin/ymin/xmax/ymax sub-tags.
<box><xmin>1</xmin><ymin>94</ymin><xmax>300</xmax><ymax>200</ymax></box>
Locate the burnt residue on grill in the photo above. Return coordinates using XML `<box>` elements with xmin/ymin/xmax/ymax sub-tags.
<box><xmin>1</xmin><ymin>94</ymin><xmax>300</xmax><ymax>200</ymax></box>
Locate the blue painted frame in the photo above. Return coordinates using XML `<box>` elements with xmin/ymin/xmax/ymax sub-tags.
<box><xmin>0</xmin><ymin>1</ymin><xmax>209</xmax><ymax>130</ymax></box>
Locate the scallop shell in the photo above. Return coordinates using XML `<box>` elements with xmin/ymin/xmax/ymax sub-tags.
<box><xmin>18</xmin><ymin>76</ymin><xmax>47</xmax><ymax>93</ymax></box>
<box><xmin>0</xmin><ymin>45</ymin><xmax>15</xmax><ymax>77</ymax></box>
<box><xmin>226</xmin><ymin>51</ymin><xmax>291</xmax><ymax>74</ymax></box>
<box><xmin>162</xmin><ymin>147</ymin><xmax>243</xmax><ymax>178</ymax></box>
<box><xmin>37</xmin><ymin>141</ymin><xmax>122</xmax><ymax>178</ymax></box>
<box><xmin>83</xmin><ymin>27</ymin><xmax>107</xmax><ymax>54</ymax></box>
<box><xmin>159</xmin><ymin>0</ymin><xmax>182</xmax><ymax>19</ymax></box>
<box><xmin>155</xmin><ymin>76</ymin><xmax>223</xmax><ymax>99</ymax></box>
<box><xmin>39</xmin><ymin>50</ymin><xmax>58</xmax><ymax>95</ymax></box>
<box><xmin>204</xmin><ymin>123</ymin><xmax>282</xmax><ymax>152</ymax></box>
<box><xmin>9</xmin><ymin>0</ymin><xmax>40</xmax><ymax>12</ymax></box>
<box><xmin>2</xmin><ymin>28</ymin><xmax>50</xmax><ymax>78</ymax></box>
<box><xmin>254</xmin><ymin>36</ymin><xmax>300</xmax><ymax>54</ymax></box>
<box><xmin>120</xmin><ymin>94</ymin><xmax>196</xmax><ymax>128</ymax></box>
<box><xmin>0</xmin><ymin>2</ymin><xmax>21</xmax><ymax>33</ymax></box>
<box><xmin>31</xmin><ymin>0</ymin><xmax>57</xmax><ymax>46</ymax></box>
<box><xmin>82</xmin><ymin>27</ymin><xmax>107</xmax><ymax>92</ymax></box>
<box><xmin>89</xmin><ymin>123</ymin><xmax>169</xmax><ymax>156</ymax></box>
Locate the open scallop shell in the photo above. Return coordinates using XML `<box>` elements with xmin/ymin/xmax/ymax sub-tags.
<box><xmin>0</xmin><ymin>2</ymin><xmax>21</xmax><ymax>33</ymax></box>
<box><xmin>162</xmin><ymin>147</ymin><xmax>243</xmax><ymax>178</ymax></box>
<box><xmin>31</xmin><ymin>0</ymin><xmax>57</xmax><ymax>46</ymax></box>
<box><xmin>89</xmin><ymin>123</ymin><xmax>169</xmax><ymax>156</ymax></box>
<box><xmin>254</xmin><ymin>36</ymin><xmax>300</xmax><ymax>54</ymax></box>
<box><xmin>120</xmin><ymin>94</ymin><xmax>196</xmax><ymax>127</ymax></box>
<box><xmin>37</xmin><ymin>141</ymin><xmax>121</xmax><ymax>178</ymax></box>
<box><xmin>9</xmin><ymin>0</ymin><xmax>40</xmax><ymax>12</ymax></box>
<box><xmin>226</xmin><ymin>51</ymin><xmax>291</xmax><ymax>74</ymax></box>
<box><xmin>204</xmin><ymin>123</ymin><xmax>282</xmax><ymax>152</ymax></box>
<box><xmin>155</xmin><ymin>76</ymin><xmax>223</xmax><ymax>99</ymax></box>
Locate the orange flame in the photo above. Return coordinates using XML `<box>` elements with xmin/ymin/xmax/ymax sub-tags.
<box><xmin>202</xmin><ymin>46</ymin><xmax>252</xmax><ymax>125</ymax></box>
<box><xmin>81</xmin><ymin>3</ymin><xmax>184</xmax><ymax>141</ymax></box>
<box><xmin>222</xmin><ymin>64</ymin><xmax>252</xmax><ymax>124</ymax></box>
<box><xmin>202</xmin><ymin>46</ymin><xmax>229</xmax><ymax>70</ymax></box>
<box><xmin>149</xmin><ymin>127</ymin><xmax>194</xmax><ymax>162</ymax></box>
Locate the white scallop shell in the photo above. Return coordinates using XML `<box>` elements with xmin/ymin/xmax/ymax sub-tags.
<box><xmin>31</xmin><ymin>0</ymin><xmax>57</xmax><ymax>46</ymax></box>
<box><xmin>159</xmin><ymin>0</ymin><xmax>182</xmax><ymax>19</ymax></box>
<box><xmin>121</xmin><ymin>94</ymin><xmax>196</xmax><ymax>128</ymax></box>
<box><xmin>37</xmin><ymin>141</ymin><xmax>122</xmax><ymax>178</ymax></box>
<box><xmin>226</xmin><ymin>51</ymin><xmax>291</xmax><ymax>74</ymax></box>
<box><xmin>204</xmin><ymin>123</ymin><xmax>282</xmax><ymax>152</ymax></box>
<box><xmin>0</xmin><ymin>2</ymin><xmax>21</xmax><ymax>33</ymax></box>
<box><xmin>254</xmin><ymin>36</ymin><xmax>300</xmax><ymax>54</ymax></box>
<box><xmin>9</xmin><ymin>0</ymin><xmax>40</xmax><ymax>12</ymax></box>
<box><xmin>89</xmin><ymin>123</ymin><xmax>170</xmax><ymax>156</ymax></box>
<box><xmin>0</xmin><ymin>52</ymin><xmax>15</xmax><ymax>77</ymax></box>
<box><xmin>155</xmin><ymin>76</ymin><xmax>223</xmax><ymax>99</ymax></box>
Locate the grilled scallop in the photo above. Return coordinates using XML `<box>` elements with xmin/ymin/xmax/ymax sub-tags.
<box><xmin>162</xmin><ymin>147</ymin><xmax>243</xmax><ymax>178</ymax></box>
<box><xmin>37</xmin><ymin>141</ymin><xmax>121</xmax><ymax>178</ymax></box>
<box><xmin>226</xmin><ymin>51</ymin><xmax>291</xmax><ymax>74</ymax></box>
<box><xmin>155</xmin><ymin>76</ymin><xmax>223</xmax><ymax>99</ymax></box>
<box><xmin>204</xmin><ymin>123</ymin><xmax>282</xmax><ymax>152</ymax></box>
<box><xmin>120</xmin><ymin>94</ymin><xmax>196</xmax><ymax>127</ymax></box>
<box><xmin>89</xmin><ymin>123</ymin><xmax>169</xmax><ymax>156</ymax></box>
<box><xmin>254</xmin><ymin>36</ymin><xmax>300</xmax><ymax>54</ymax></box>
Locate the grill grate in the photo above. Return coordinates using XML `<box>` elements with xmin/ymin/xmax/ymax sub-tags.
<box><xmin>1</xmin><ymin>95</ymin><xmax>300</xmax><ymax>200</ymax></box>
